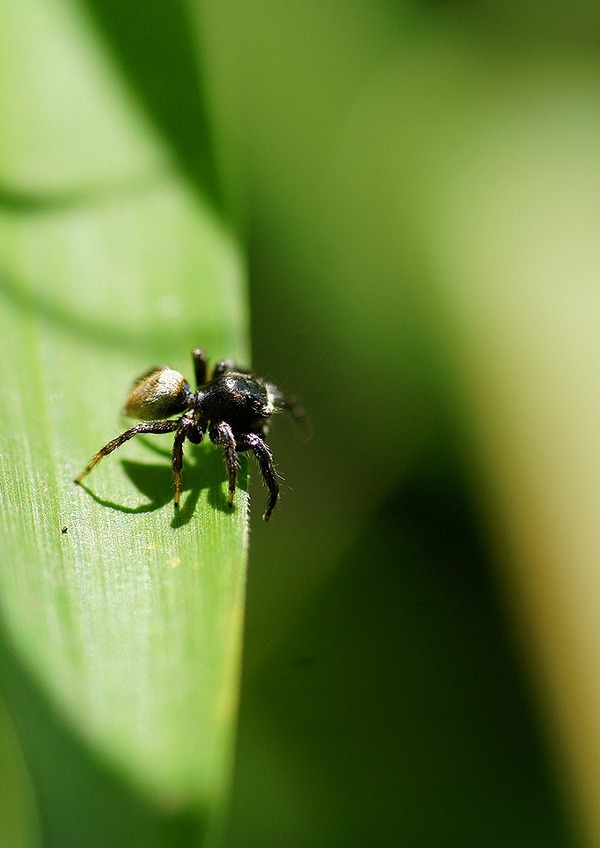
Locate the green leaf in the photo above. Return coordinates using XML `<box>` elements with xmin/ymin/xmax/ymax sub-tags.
<box><xmin>0</xmin><ymin>0</ymin><xmax>249</xmax><ymax>844</ymax></box>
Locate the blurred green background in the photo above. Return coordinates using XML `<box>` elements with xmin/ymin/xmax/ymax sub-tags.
<box><xmin>4</xmin><ymin>0</ymin><xmax>600</xmax><ymax>844</ymax></box>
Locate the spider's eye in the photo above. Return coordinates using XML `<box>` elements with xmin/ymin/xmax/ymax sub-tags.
<box><xmin>123</xmin><ymin>366</ymin><xmax>191</xmax><ymax>420</ymax></box>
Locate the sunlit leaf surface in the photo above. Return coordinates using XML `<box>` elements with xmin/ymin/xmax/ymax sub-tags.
<box><xmin>0</xmin><ymin>0</ymin><xmax>249</xmax><ymax>844</ymax></box>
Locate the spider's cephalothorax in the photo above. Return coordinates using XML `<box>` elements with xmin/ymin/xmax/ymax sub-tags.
<box><xmin>75</xmin><ymin>349</ymin><xmax>306</xmax><ymax>520</ymax></box>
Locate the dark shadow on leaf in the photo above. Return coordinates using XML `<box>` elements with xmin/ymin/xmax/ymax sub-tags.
<box><xmin>0</xmin><ymin>626</ymin><xmax>208</xmax><ymax>848</ymax></box>
<box><xmin>0</xmin><ymin>171</ymin><xmax>171</xmax><ymax>215</ymax></box>
<box><xmin>75</xmin><ymin>460</ymin><xmax>173</xmax><ymax>514</ymax></box>
<box><xmin>135</xmin><ymin>436</ymin><xmax>171</xmax><ymax>460</ymax></box>
<box><xmin>78</xmin><ymin>0</ymin><xmax>221</xmax><ymax>211</ymax></box>
<box><xmin>122</xmin><ymin>460</ymin><xmax>175</xmax><ymax>506</ymax></box>
<box><xmin>0</xmin><ymin>268</ymin><xmax>221</xmax><ymax>360</ymax></box>
<box><xmin>0</xmin><ymin>268</ymin><xmax>157</xmax><ymax>355</ymax></box>
<box><xmin>76</xmin><ymin>444</ymin><xmax>249</xmax><ymax>527</ymax></box>
<box><xmin>205</xmin><ymin>452</ymin><xmax>249</xmax><ymax>517</ymax></box>
<box><xmin>133</xmin><ymin>438</ymin><xmax>248</xmax><ymax>525</ymax></box>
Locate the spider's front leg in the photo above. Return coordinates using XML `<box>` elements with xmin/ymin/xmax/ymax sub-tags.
<box><xmin>210</xmin><ymin>421</ymin><xmax>239</xmax><ymax>508</ymax></box>
<box><xmin>75</xmin><ymin>420</ymin><xmax>179</xmax><ymax>484</ymax></box>
<box><xmin>237</xmin><ymin>432</ymin><xmax>279</xmax><ymax>521</ymax></box>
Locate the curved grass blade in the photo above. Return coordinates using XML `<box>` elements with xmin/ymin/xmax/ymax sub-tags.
<box><xmin>0</xmin><ymin>0</ymin><xmax>249</xmax><ymax>844</ymax></box>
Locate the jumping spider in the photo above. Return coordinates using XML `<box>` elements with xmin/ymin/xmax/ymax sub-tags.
<box><xmin>75</xmin><ymin>349</ymin><xmax>306</xmax><ymax>520</ymax></box>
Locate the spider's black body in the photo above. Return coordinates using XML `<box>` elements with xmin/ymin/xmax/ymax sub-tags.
<box><xmin>75</xmin><ymin>349</ymin><xmax>305</xmax><ymax>520</ymax></box>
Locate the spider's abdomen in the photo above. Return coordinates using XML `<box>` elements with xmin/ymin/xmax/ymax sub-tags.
<box><xmin>123</xmin><ymin>366</ymin><xmax>192</xmax><ymax>421</ymax></box>
<box><xmin>200</xmin><ymin>373</ymin><xmax>272</xmax><ymax>430</ymax></box>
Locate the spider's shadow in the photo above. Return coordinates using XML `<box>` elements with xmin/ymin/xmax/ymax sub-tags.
<box><xmin>78</xmin><ymin>438</ymin><xmax>248</xmax><ymax>528</ymax></box>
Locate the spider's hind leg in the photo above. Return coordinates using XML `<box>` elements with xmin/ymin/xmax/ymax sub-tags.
<box><xmin>75</xmin><ymin>420</ymin><xmax>179</xmax><ymax>483</ymax></box>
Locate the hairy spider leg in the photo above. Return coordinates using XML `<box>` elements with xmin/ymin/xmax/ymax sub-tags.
<box><xmin>192</xmin><ymin>349</ymin><xmax>208</xmax><ymax>387</ymax></box>
<box><xmin>210</xmin><ymin>421</ymin><xmax>239</xmax><ymax>507</ymax></box>
<box><xmin>238</xmin><ymin>432</ymin><xmax>279</xmax><ymax>521</ymax></box>
<box><xmin>171</xmin><ymin>411</ymin><xmax>199</xmax><ymax>507</ymax></box>
<box><xmin>74</xmin><ymin>420</ymin><xmax>179</xmax><ymax>483</ymax></box>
